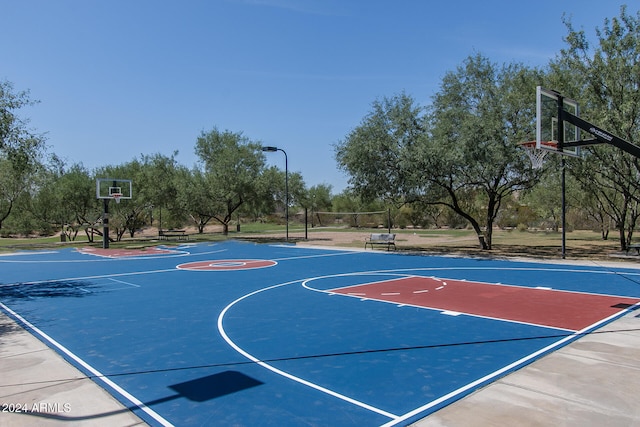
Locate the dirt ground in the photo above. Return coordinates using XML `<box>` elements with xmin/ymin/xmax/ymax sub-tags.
<box><xmin>232</xmin><ymin>229</ymin><xmax>639</xmax><ymax>263</ymax></box>
<box><xmin>4</xmin><ymin>225</ymin><xmax>637</xmax><ymax>264</ymax></box>
<box><xmin>120</xmin><ymin>224</ymin><xmax>636</xmax><ymax>262</ymax></box>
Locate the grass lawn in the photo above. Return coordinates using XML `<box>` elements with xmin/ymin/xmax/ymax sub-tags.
<box><xmin>0</xmin><ymin>225</ymin><xmax>634</xmax><ymax>262</ymax></box>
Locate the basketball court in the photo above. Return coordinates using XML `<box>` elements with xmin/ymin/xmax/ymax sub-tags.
<box><xmin>1</xmin><ymin>240</ymin><xmax>640</xmax><ymax>426</ymax></box>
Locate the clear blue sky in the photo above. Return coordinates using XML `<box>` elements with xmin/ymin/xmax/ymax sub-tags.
<box><xmin>2</xmin><ymin>0</ymin><xmax>636</xmax><ymax>193</ymax></box>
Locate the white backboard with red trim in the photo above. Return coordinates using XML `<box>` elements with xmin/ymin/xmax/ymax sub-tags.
<box><xmin>96</xmin><ymin>178</ymin><xmax>132</xmax><ymax>201</ymax></box>
<box><xmin>536</xmin><ymin>86</ymin><xmax>581</xmax><ymax>157</ymax></box>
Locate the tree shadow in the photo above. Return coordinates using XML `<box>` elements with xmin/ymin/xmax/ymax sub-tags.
<box><xmin>0</xmin><ymin>281</ymin><xmax>98</xmax><ymax>301</ymax></box>
<box><xmin>0</xmin><ymin>313</ymin><xmax>22</xmax><ymax>336</ymax></box>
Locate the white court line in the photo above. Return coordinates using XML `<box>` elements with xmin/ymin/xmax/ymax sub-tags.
<box><xmin>225</xmin><ymin>266</ymin><xmax>639</xmax><ymax>422</ymax></box>
<box><xmin>270</xmin><ymin>244</ymin><xmax>362</xmax><ymax>253</ymax></box>
<box><xmin>380</xmin><ymin>302</ymin><xmax>640</xmax><ymax>426</ymax></box>
<box><xmin>0</xmin><ymin>247</ymin><xmax>227</xmax><ymax>263</ymax></box>
<box><xmin>301</xmin><ymin>272</ymin><xmax>583</xmax><ymax>332</ymax></box>
<box><xmin>320</xmin><ymin>288</ymin><xmax>577</xmax><ymax>332</ymax></box>
<box><xmin>307</xmin><ymin>266</ymin><xmax>640</xmax><ymax>300</ymax></box>
<box><xmin>107</xmin><ymin>278</ymin><xmax>141</xmax><ymax>288</ymax></box>
<box><xmin>0</xmin><ymin>253</ymin><xmax>189</xmax><ymax>263</ymax></box>
<box><xmin>106</xmin><ymin>278</ymin><xmax>142</xmax><ymax>289</ymax></box>
<box><xmin>217</xmin><ymin>280</ymin><xmax>400</xmax><ymax>421</ymax></box>
<box><xmin>272</xmin><ymin>250</ymin><xmax>362</xmax><ymax>262</ymax></box>
<box><xmin>0</xmin><ymin>302</ymin><xmax>174</xmax><ymax>427</ymax></box>
<box><xmin>5</xmin><ymin>244</ymin><xmax>640</xmax><ymax>424</ymax></box>
<box><xmin>0</xmin><ymin>268</ymin><xmax>180</xmax><ymax>288</ymax></box>
<box><xmin>0</xmin><ymin>251</ymin><xmax>59</xmax><ymax>257</ymax></box>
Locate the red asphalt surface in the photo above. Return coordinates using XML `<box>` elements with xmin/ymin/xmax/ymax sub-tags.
<box><xmin>78</xmin><ymin>247</ymin><xmax>178</xmax><ymax>257</ymax></box>
<box><xmin>330</xmin><ymin>276</ymin><xmax>640</xmax><ymax>331</ymax></box>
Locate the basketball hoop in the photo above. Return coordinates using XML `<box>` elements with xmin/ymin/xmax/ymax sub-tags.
<box><xmin>112</xmin><ymin>193</ymin><xmax>122</xmax><ymax>204</ymax></box>
<box><xmin>519</xmin><ymin>141</ymin><xmax>557</xmax><ymax>169</ymax></box>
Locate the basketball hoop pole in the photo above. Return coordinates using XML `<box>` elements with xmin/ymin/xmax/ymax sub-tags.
<box><xmin>102</xmin><ymin>180</ymin><xmax>118</xmax><ymax>249</ymax></box>
<box><xmin>103</xmin><ymin>198</ymin><xmax>110</xmax><ymax>249</ymax></box>
<box><xmin>95</xmin><ymin>178</ymin><xmax>131</xmax><ymax>249</ymax></box>
<box><xmin>558</xmin><ymin>95</ymin><xmax>566</xmax><ymax>259</ymax></box>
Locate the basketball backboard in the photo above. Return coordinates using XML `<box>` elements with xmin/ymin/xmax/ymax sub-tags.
<box><xmin>96</xmin><ymin>178</ymin><xmax>132</xmax><ymax>202</ymax></box>
<box><xmin>536</xmin><ymin>86</ymin><xmax>581</xmax><ymax>157</ymax></box>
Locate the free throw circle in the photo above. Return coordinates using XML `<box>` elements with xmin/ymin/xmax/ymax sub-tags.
<box><xmin>177</xmin><ymin>259</ymin><xmax>277</xmax><ymax>271</ymax></box>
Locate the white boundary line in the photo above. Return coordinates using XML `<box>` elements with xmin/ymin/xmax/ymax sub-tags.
<box><xmin>379</xmin><ymin>302</ymin><xmax>640</xmax><ymax>426</ymax></box>
<box><xmin>219</xmin><ymin>268</ymin><xmax>639</xmax><ymax>424</ymax></box>
<box><xmin>295</xmin><ymin>267</ymin><xmax>640</xmax><ymax>425</ymax></box>
<box><xmin>4</xmin><ymin>243</ymin><xmax>640</xmax><ymax>425</ymax></box>
<box><xmin>299</xmin><ymin>265</ymin><xmax>640</xmax><ymax>299</ymax></box>
<box><xmin>0</xmin><ymin>246</ymin><xmax>227</xmax><ymax>263</ymax></box>
<box><xmin>105</xmin><ymin>278</ymin><xmax>142</xmax><ymax>289</ymax></box>
<box><xmin>0</xmin><ymin>268</ymin><xmax>181</xmax><ymax>288</ymax></box>
<box><xmin>272</xmin><ymin>250</ymin><xmax>363</xmax><ymax>262</ymax></box>
<box><xmin>217</xmin><ymin>279</ymin><xmax>400</xmax><ymax>421</ymax></box>
<box><xmin>0</xmin><ymin>249</ymin><xmax>231</xmax><ymax>289</ymax></box>
<box><xmin>302</xmin><ymin>273</ymin><xmax>591</xmax><ymax>332</ymax></box>
<box><xmin>0</xmin><ymin>254</ymin><xmax>190</xmax><ymax>263</ymax></box>
<box><xmin>0</xmin><ymin>250</ymin><xmax>59</xmax><ymax>257</ymax></box>
<box><xmin>0</xmin><ymin>302</ymin><xmax>174</xmax><ymax>427</ymax></box>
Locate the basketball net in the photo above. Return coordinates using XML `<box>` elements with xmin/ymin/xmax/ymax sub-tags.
<box><xmin>519</xmin><ymin>141</ymin><xmax>556</xmax><ymax>169</ymax></box>
<box><xmin>112</xmin><ymin>193</ymin><xmax>122</xmax><ymax>204</ymax></box>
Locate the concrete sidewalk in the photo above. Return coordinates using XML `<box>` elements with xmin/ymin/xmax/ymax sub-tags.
<box><xmin>2</xmin><ymin>303</ymin><xmax>639</xmax><ymax>427</ymax></box>
<box><xmin>413</xmin><ymin>308</ymin><xmax>640</xmax><ymax>426</ymax></box>
<box><xmin>0</xmin><ymin>312</ymin><xmax>145</xmax><ymax>427</ymax></box>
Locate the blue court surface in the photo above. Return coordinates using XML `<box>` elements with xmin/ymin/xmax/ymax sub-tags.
<box><xmin>1</xmin><ymin>240</ymin><xmax>640</xmax><ymax>426</ymax></box>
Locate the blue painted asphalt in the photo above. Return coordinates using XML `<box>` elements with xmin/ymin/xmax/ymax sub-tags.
<box><xmin>2</xmin><ymin>241</ymin><xmax>640</xmax><ymax>426</ymax></box>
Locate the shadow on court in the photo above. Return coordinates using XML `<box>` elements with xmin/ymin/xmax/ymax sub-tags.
<box><xmin>0</xmin><ymin>281</ymin><xmax>97</xmax><ymax>300</ymax></box>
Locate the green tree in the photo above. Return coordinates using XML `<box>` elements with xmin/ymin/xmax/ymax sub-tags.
<box><xmin>551</xmin><ymin>6</ymin><xmax>640</xmax><ymax>250</ymax></box>
<box><xmin>335</xmin><ymin>92</ymin><xmax>425</xmax><ymax>202</ymax></box>
<box><xmin>0</xmin><ymin>80</ymin><xmax>46</xmax><ymax>230</ymax></box>
<box><xmin>0</xmin><ymin>158</ymin><xmax>29</xmax><ymax>230</ymax></box>
<box><xmin>0</xmin><ymin>152</ymin><xmax>47</xmax><ymax>232</ymax></box>
<box><xmin>416</xmin><ymin>55</ymin><xmax>543</xmax><ymax>249</ymax></box>
<box><xmin>27</xmin><ymin>166</ymin><xmax>60</xmax><ymax>235</ymax></box>
<box><xmin>137</xmin><ymin>152</ymin><xmax>183</xmax><ymax>231</ymax></box>
<box><xmin>28</xmin><ymin>156</ymin><xmax>70</xmax><ymax>237</ymax></box>
<box><xmin>177</xmin><ymin>168</ymin><xmax>217</xmax><ymax>233</ymax></box>
<box><xmin>193</xmin><ymin>128</ymin><xmax>266</xmax><ymax>234</ymax></box>
<box><xmin>303</xmin><ymin>184</ymin><xmax>333</xmax><ymax>227</ymax></box>
<box><xmin>56</xmin><ymin>164</ymin><xmax>100</xmax><ymax>241</ymax></box>
<box><xmin>330</xmin><ymin>190</ymin><xmax>386</xmax><ymax>228</ymax></box>
<box><xmin>0</xmin><ymin>80</ymin><xmax>41</xmax><ymax>152</ymax></box>
<box><xmin>336</xmin><ymin>57</ymin><xmax>543</xmax><ymax>249</ymax></box>
<box><xmin>255</xmin><ymin>166</ymin><xmax>306</xmax><ymax>223</ymax></box>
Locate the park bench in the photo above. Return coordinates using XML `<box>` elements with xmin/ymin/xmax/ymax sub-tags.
<box><xmin>626</xmin><ymin>243</ymin><xmax>640</xmax><ymax>255</ymax></box>
<box><xmin>158</xmin><ymin>229</ymin><xmax>189</xmax><ymax>241</ymax></box>
<box><xmin>364</xmin><ymin>233</ymin><xmax>396</xmax><ymax>251</ymax></box>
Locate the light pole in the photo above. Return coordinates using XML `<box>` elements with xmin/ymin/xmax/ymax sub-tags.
<box><xmin>262</xmin><ymin>146</ymin><xmax>288</xmax><ymax>241</ymax></box>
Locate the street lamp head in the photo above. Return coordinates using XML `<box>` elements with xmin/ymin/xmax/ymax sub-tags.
<box><xmin>262</xmin><ymin>146</ymin><xmax>278</xmax><ymax>152</ymax></box>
